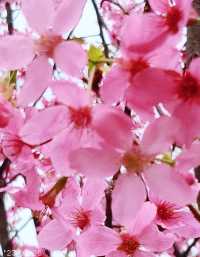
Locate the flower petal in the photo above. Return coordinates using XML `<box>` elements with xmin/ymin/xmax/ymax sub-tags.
<box><xmin>54</xmin><ymin>41</ymin><xmax>87</xmax><ymax>78</ymax></box>
<box><xmin>18</xmin><ymin>56</ymin><xmax>52</xmax><ymax>107</ymax></box>
<box><xmin>0</xmin><ymin>35</ymin><xmax>34</xmax><ymax>70</ymax></box>
<box><xmin>38</xmin><ymin>220</ymin><xmax>73</xmax><ymax>251</ymax></box>
<box><xmin>144</xmin><ymin>165</ymin><xmax>196</xmax><ymax>205</ymax></box>
<box><xmin>138</xmin><ymin>225</ymin><xmax>174</xmax><ymax>252</ymax></box>
<box><xmin>112</xmin><ymin>174</ymin><xmax>146</xmax><ymax>227</ymax></box>
<box><xmin>20</xmin><ymin>106</ymin><xmax>68</xmax><ymax>145</ymax></box>
<box><xmin>78</xmin><ymin>226</ymin><xmax>120</xmax><ymax>256</ymax></box>
<box><xmin>100</xmin><ymin>66</ymin><xmax>130</xmax><ymax>104</ymax></box>
<box><xmin>69</xmin><ymin>147</ymin><xmax>121</xmax><ymax>178</ymax></box>
<box><xmin>52</xmin><ymin>0</ymin><xmax>87</xmax><ymax>34</ymax></box>
<box><xmin>93</xmin><ymin>105</ymin><xmax>133</xmax><ymax>151</ymax></box>
<box><xmin>22</xmin><ymin>0</ymin><xmax>54</xmax><ymax>34</ymax></box>
<box><xmin>51</xmin><ymin>80</ymin><xmax>91</xmax><ymax>107</ymax></box>
<box><xmin>131</xmin><ymin>202</ymin><xmax>157</xmax><ymax>235</ymax></box>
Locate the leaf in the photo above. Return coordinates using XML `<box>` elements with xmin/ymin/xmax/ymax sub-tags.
<box><xmin>88</xmin><ymin>45</ymin><xmax>105</xmax><ymax>63</ymax></box>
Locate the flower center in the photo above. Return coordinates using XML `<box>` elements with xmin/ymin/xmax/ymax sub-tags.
<box><xmin>157</xmin><ymin>201</ymin><xmax>178</xmax><ymax>221</ymax></box>
<box><xmin>122</xmin><ymin>149</ymin><xmax>152</xmax><ymax>174</ymax></box>
<box><xmin>69</xmin><ymin>106</ymin><xmax>92</xmax><ymax>129</ymax></box>
<box><xmin>165</xmin><ymin>6</ymin><xmax>182</xmax><ymax>34</ymax></box>
<box><xmin>118</xmin><ymin>234</ymin><xmax>139</xmax><ymax>255</ymax></box>
<box><xmin>177</xmin><ymin>73</ymin><xmax>200</xmax><ymax>102</ymax></box>
<box><xmin>71</xmin><ymin>208</ymin><xmax>91</xmax><ymax>230</ymax></box>
<box><xmin>2</xmin><ymin>134</ymin><xmax>24</xmax><ymax>158</ymax></box>
<box><xmin>35</xmin><ymin>34</ymin><xmax>62</xmax><ymax>57</ymax></box>
<box><xmin>121</xmin><ymin>58</ymin><xmax>149</xmax><ymax>77</ymax></box>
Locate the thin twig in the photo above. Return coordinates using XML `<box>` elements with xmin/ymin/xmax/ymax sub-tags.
<box><xmin>91</xmin><ymin>0</ymin><xmax>109</xmax><ymax>58</ymax></box>
<box><xmin>5</xmin><ymin>2</ymin><xmax>13</xmax><ymax>35</ymax></box>
<box><xmin>100</xmin><ymin>0</ymin><xmax>128</xmax><ymax>15</ymax></box>
<box><xmin>0</xmin><ymin>159</ymin><xmax>13</xmax><ymax>257</ymax></box>
<box><xmin>182</xmin><ymin>238</ymin><xmax>199</xmax><ymax>257</ymax></box>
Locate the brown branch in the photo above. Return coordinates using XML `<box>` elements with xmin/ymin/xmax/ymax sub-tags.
<box><xmin>186</xmin><ymin>0</ymin><xmax>200</xmax><ymax>66</ymax></box>
<box><xmin>182</xmin><ymin>238</ymin><xmax>199</xmax><ymax>257</ymax></box>
<box><xmin>0</xmin><ymin>159</ymin><xmax>13</xmax><ymax>257</ymax></box>
<box><xmin>5</xmin><ymin>2</ymin><xmax>13</xmax><ymax>35</ymax></box>
<box><xmin>91</xmin><ymin>0</ymin><xmax>109</xmax><ymax>58</ymax></box>
<box><xmin>104</xmin><ymin>188</ymin><xmax>113</xmax><ymax>228</ymax></box>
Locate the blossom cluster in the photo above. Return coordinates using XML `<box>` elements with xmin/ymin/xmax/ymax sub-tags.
<box><xmin>0</xmin><ymin>0</ymin><xmax>200</xmax><ymax>257</ymax></box>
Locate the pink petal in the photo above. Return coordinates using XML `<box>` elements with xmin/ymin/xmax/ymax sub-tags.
<box><xmin>112</xmin><ymin>174</ymin><xmax>146</xmax><ymax>227</ymax></box>
<box><xmin>176</xmin><ymin>142</ymin><xmax>200</xmax><ymax>172</ymax></box>
<box><xmin>107</xmin><ymin>251</ymin><xmax>126</xmax><ymax>257</ymax></box>
<box><xmin>14</xmin><ymin>169</ymin><xmax>43</xmax><ymax>210</ymax></box>
<box><xmin>20</xmin><ymin>106</ymin><xmax>68</xmax><ymax>145</ymax></box>
<box><xmin>18</xmin><ymin>56</ymin><xmax>52</xmax><ymax>107</ymax></box>
<box><xmin>171</xmin><ymin>103</ymin><xmax>200</xmax><ymax>147</ymax></box>
<box><xmin>133</xmin><ymin>250</ymin><xmax>155</xmax><ymax>257</ymax></box>
<box><xmin>52</xmin><ymin>0</ymin><xmax>87</xmax><ymax>34</ymax></box>
<box><xmin>51</xmin><ymin>80</ymin><xmax>91</xmax><ymax>107</ymax></box>
<box><xmin>144</xmin><ymin>165</ymin><xmax>196</xmax><ymax>205</ymax></box>
<box><xmin>78</xmin><ymin>226</ymin><xmax>120</xmax><ymax>256</ymax></box>
<box><xmin>126</xmin><ymin>68</ymin><xmax>175</xmax><ymax>115</ymax></box>
<box><xmin>140</xmin><ymin>116</ymin><xmax>177</xmax><ymax>155</ymax></box>
<box><xmin>82</xmin><ymin>179</ymin><xmax>106</xmax><ymax>209</ymax></box>
<box><xmin>93</xmin><ymin>105</ymin><xmax>133</xmax><ymax>151</ymax></box>
<box><xmin>138</xmin><ymin>225</ymin><xmax>174</xmax><ymax>252</ymax></box>
<box><xmin>0</xmin><ymin>35</ymin><xmax>34</xmax><ymax>70</ymax></box>
<box><xmin>121</xmin><ymin>13</ymin><xmax>167</xmax><ymax>53</ymax></box>
<box><xmin>54</xmin><ymin>41</ymin><xmax>86</xmax><ymax>78</ymax></box>
<box><xmin>22</xmin><ymin>0</ymin><xmax>54</xmax><ymax>34</ymax></box>
<box><xmin>38</xmin><ymin>220</ymin><xmax>73</xmax><ymax>251</ymax></box>
<box><xmin>100</xmin><ymin>66</ymin><xmax>130</xmax><ymax>104</ymax></box>
<box><xmin>69</xmin><ymin>147</ymin><xmax>121</xmax><ymax>178</ymax></box>
<box><xmin>131</xmin><ymin>202</ymin><xmax>157</xmax><ymax>235</ymax></box>
<box><xmin>148</xmin><ymin>0</ymin><xmax>168</xmax><ymax>13</ymax></box>
<box><xmin>46</xmin><ymin>131</ymin><xmax>80</xmax><ymax>176</ymax></box>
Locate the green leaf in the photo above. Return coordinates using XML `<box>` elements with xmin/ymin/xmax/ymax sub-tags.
<box><xmin>161</xmin><ymin>152</ymin><xmax>175</xmax><ymax>167</ymax></box>
<box><xmin>88</xmin><ymin>45</ymin><xmax>104</xmax><ymax>63</ymax></box>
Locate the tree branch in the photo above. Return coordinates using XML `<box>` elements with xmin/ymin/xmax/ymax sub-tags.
<box><xmin>0</xmin><ymin>159</ymin><xmax>13</xmax><ymax>257</ymax></box>
<box><xmin>5</xmin><ymin>2</ymin><xmax>13</xmax><ymax>35</ymax></box>
<box><xmin>91</xmin><ymin>0</ymin><xmax>109</xmax><ymax>58</ymax></box>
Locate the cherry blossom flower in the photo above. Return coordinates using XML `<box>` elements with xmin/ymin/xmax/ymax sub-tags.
<box><xmin>0</xmin><ymin>0</ymin><xmax>87</xmax><ymax>106</ymax></box>
<box><xmin>78</xmin><ymin>202</ymin><xmax>174</xmax><ymax>257</ymax></box>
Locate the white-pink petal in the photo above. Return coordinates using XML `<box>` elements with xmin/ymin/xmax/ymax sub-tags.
<box><xmin>20</xmin><ymin>106</ymin><xmax>68</xmax><ymax>145</ymax></box>
<box><xmin>22</xmin><ymin>0</ymin><xmax>54</xmax><ymax>34</ymax></box>
<box><xmin>52</xmin><ymin>0</ymin><xmax>87</xmax><ymax>34</ymax></box>
<box><xmin>18</xmin><ymin>56</ymin><xmax>52</xmax><ymax>107</ymax></box>
<box><xmin>0</xmin><ymin>35</ymin><xmax>34</xmax><ymax>70</ymax></box>
<box><xmin>38</xmin><ymin>220</ymin><xmax>73</xmax><ymax>251</ymax></box>
<box><xmin>144</xmin><ymin>165</ymin><xmax>196</xmax><ymax>205</ymax></box>
<box><xmin>69</xmin><ymin>147</ymin><xmax>121</xmax><ymax>178</ymax></box>
<box><xmin>112</xmin><ymin>174</ymin><xmax>146</xmax><ymax>227</ymax></box>
<box><xmin>78</xmin><ymin>226</ymin><xmax>120</xmax><ymax>257</ymax></box>
<box><xmin>51</xmin><ymin>80</ymin><xmax>91</xmax><ymax>107</ymax></box>
<box><xmin>54</xmin><ymin>41</ymin><xmax>87</xmax><ymax>78</ymax></box>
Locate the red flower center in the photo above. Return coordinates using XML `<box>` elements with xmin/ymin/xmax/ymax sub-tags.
<box><xmin>69</xmin><ymin>106</ymin><xmax>92</xmax><ymax>129</ymax></box>
<box><xmin>2</xmin><ymin>135</ymin><xmax>24</xmax><ymax>157</ymax></box>
<box><xmin>118</xmin><ymin>234</ymin><xmax>139</xmax><ymax>255</ymax></box>
<box><xmin>71</xmin><ymin>208</ymin><xmax>91</xmax><ymax>230</ymax></box>
<box><xmin>157</xmin><ymin>201</ymin><xmax>178</xmax><ymax>221</ymax></box>
<box><xmin>35</xmin><ymin>34</ymin><xmax>62</xmax><ymax>57</ymax></box>
<box><xmin>122</xmin><ymin>149</ymin><xmax>152</xmax><ymax>174</ymax></box>
<box><xmin>121</xmin><ymin>58</ymin><xmax>149</xmax><ymax>78</ymax></box>
<box><xmin>165</xmin><ymin>6</ymin><xmax>182</xmax><ymax>34</ymax></box>
<box><xmin>177</xmin><ymin>73</ymin><xmax>200</xmax><ymax>102</ymax></box>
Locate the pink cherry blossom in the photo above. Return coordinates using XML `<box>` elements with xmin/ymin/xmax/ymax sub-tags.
<box><xmin>78</xmin><ymin>202</ymin><xmax>174</xmax><ymax>257</ymax></box>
